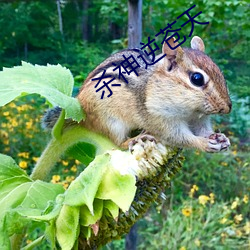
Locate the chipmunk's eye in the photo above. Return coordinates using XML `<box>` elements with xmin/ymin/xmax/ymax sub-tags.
<box><xmin>190</xmin><ymin>72</ymin><xmax>204</xmax><ymax>87</ymax></box>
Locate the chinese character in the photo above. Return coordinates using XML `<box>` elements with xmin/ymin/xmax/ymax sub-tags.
<box><xmin>92</xmin><ymin>69</ymin><xmax>118</xmax><ymax>99</ymax></box>
<box><xmin>112</xmin><ymin>62</ymin><xmax>128</xmax><ymax>84</ymax></box>
<box><xmin>177</xmin><ymin>5</ymin><xmax>209</xmax><ymax>37</ymax></box>
<box><xmin>164</xmin><ymin>32</ymin><xmax>186</xmax><ymax>50</ymax></box>
<box><xmin>113</xmin><ymin>54</ymin><xmax>141</xmax><ymax>83</ymax></box>
<box><xmin>155</xmin><ymin>20</ymin><xmax>180</xmax><ymax>45</ymax></box>
<box><xmin>133</xmin><ymin>36</ymin><xmax>166</xmax><ymax>69</ymax></box>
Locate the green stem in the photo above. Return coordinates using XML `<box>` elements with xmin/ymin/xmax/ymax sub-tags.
<box><xmin>10</xmin><ymin>232</ymin><xmax>25</xmax><ymax>250</ymax></box>
<box><xmin>30</xmin><ymin>126</ymin><xmax>118</xmax><ymax>181</ymax></box>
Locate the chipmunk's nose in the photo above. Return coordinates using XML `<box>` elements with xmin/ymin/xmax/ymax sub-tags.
<box><xmin>219</xmin><ymin>101</ymin><xmax>232</xmax><ymax>114</ymax></box>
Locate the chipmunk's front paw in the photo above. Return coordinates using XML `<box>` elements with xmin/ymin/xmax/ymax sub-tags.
<box><xmin>206</xmin><ymin>133</ymin><xmax>230</xmax><ymax>152</ymax></box>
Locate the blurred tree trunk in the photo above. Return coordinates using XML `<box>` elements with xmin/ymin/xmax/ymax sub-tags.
<box><xmin>128</xmin><ymin>0</ymin><xmax>142</xmax><ymax>48</ymax></box>
<box><xmin>56</xmin><ymin>0</ymin><xmax>64</xmax><ymax>36</ymax></box>
<box><xmin>125</xmin><ymin>224</ymin><xmax>137</xmax><ymax>250</ymax></box>
<box><xmin>126</xmin><ymin>2</ymin><xmax>142</xmax><ymax>248</ymax></box>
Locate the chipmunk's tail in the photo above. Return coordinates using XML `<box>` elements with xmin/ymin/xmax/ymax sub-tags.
<box><xmin>41</xmin><ymin>106</ymin><xmax>62</xmax><ymax>130</ymax></box>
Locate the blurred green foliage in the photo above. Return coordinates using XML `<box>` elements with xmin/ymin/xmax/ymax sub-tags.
<box><xmin>0</xmin><ymin>0</ymin><xmax>249</xmax><ymax>97</ymax></box>
<box><xmin>0</xmin><ymin>0</ymin><xmax>249</xmax><ymax>249</ymax></box>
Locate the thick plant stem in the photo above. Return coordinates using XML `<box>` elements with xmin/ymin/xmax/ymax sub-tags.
<box><xmin>30</xmin><ymin>126</ymin><xmax>118</xmax><ymax>181</ymax></box>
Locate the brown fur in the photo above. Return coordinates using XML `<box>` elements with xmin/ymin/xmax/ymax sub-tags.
<box><xmin>77</xmin><ymin>36</ymin><xmax>232</xmax><ymax>152</ymax></box>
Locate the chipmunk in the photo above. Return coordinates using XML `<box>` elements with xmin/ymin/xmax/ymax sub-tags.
<box><xmin>43</xmin><ymin>36</ymin><xmax>232</xmax><ymax>153</ymax></box>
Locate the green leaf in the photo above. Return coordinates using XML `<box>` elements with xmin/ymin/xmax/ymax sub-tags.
<box><xmin>26</xmin><ymin>199</ymin><xmax>63</xmax><ymax>222</ymax></box>
<box><xmin>80</xmin><ymin>199</ymin><xmax>103</xmax><ymax>226</ymax></box>
<box><xmin>0</xmin><ymin>62</ymin><xmax>85</xmax><ymax>122</ymax></box>
<box><xmin>80</xmin><ymin>226</ymin><xmax>92</xmax><ymax>240</ymax></box>
<box><xmin>103</xmin><ymin>200</ymin><xmax>119</xmax><ymax>219</ymax></box>
<box><xmin>0</xmin><ymin>154</ymin><xmax>65</xmax><ymax>244</ymax></box>
<box><xmin>56</xmin><ymin>205</ymin><xmax>80</xmax><ymax>250</ymax></box>
<box><xmin>45</xmin><ymin>220</ymin><xmax>56</xmax><ymax>249</ymax></box>
<box><xmin>0</xmin><ymin>154</ymin><xmax>30</xmax><ymax>181</ymax></box>
<box><xmin>52</xmin><ymin>109</ymin><xmax>65</xmax><ymax>139</ymax></box>
<box><xmin>65</xmin><ymin>142</ymin><xmax>96</xmax><ymax>165</ymax></box>
<box><xmin>3</xmin><ymin>210</ymin><xmax>31</xmax><ymax>237</ymax></box>
<box><xmin>64</xmin><ymin>154</ymin><xmax>111</xmax><ymax>213</ymax></box>
<box><xmin>0</xmin><ymin>231</ymin><xmax>10</xmax><ymax>250</ymax></box>
<box><xmin>96</xmin><ymin>167</ymin><xmax>136</xmax><ymax>212</ymax></box>
<box><xmin>0</xmin><ymin>182</ymin><xmax>32</xmax><ymax>217</ymax></box>
<box><xmin>0</xmin><ymin>176</ymin><xmax>32</xmax><ymax>201</ymax></box>
<box><xmin>20</xmin><ymin>181</ymin><xmax>64</xmax><ymax>213</ymax></box>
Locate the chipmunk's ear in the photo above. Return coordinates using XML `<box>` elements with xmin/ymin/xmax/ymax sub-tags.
<box><xmin>191</xmin><ymin>36</ymin><xmax>205</xmax><ymax>52</ymax></box>
<box><xmin>162</xmin><ymin>37</ymin><xmax>184</xmax><ymax>66</ymax></box>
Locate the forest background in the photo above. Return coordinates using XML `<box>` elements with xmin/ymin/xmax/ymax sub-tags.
<box><xmin>0</xmin><ymin>0</ymin><xmax>249</xmax><ymax>249</ymax></box>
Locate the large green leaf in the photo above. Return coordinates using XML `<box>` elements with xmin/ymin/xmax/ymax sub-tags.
<box><xmin>0</xmin><ymin>154</ymin><xmax>65</xmax><ymax>248</ymax></box>
<box><xmin>20</xmin><ymin>181</ymin><xmax>64</xmax><ymax>212</ymax></box>
<box><xmin>96</xmin><ymin>166</ymin><xmax>136</xmax><ymax>212</ymax></box>
<box><xmin>63</xmin><ymin>154</ymin><xmax>110</xmax><ymax>213</ymax></box>
<box><xmin>0</xmin><ymin>62</ymin><xmax>85</xmax><ymax>121</ymax></box>
<box><xmin>56</xmin><ymin>205</ymin><xmax>80</xmax><ymax>250</ymax></box>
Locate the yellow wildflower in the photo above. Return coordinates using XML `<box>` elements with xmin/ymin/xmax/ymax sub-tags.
<box><xmin>4</xmin><ymin>147</ymin><xmax>10</xmax><ymax>152</ymax></box>
<box><xmin>221</xmin><ymin>232</ymin><xmax>227</xmax><ymax>238</ymax></box>
<box><xmin>194</xmin><ymin>238</ymin><xmax>201</xmax><ymax>247</ymax></box>
<box><xmin>51</xmin><ymin>175</ymin><xmax>61</xmax><ymax>183</ymax></box>
<box><xmin>3</xmin><ymin>111</ymin><xmax>9</xmax><ymax>116</ymax></box>
<box><xmin>244</xmin><ymin>221</ymin><xmax>250</xmax><ymax>234</ymax></box>
<box><xmin>231</xmin><ymin>197</ymin><xmax>240</xmax><ymax>209</ymax></box>
<box><xmin>32</xmin><ymin>157</ymin><xmax>39</xmax><ymax>162</ymax></box>
<box><xmin>243</xmin><ymin>195</ymin><xmax>248</xmax><ymax>204</ymax></box>
<box><xmin>66</xmin><ymin>176</ymin><xmax>75</xmax><ymax>182</ymax></box>
<box><xmin>3</xmin><ymin>138</ymin><xmax>9</xmax><ymax>145</ymax></box>
<box><xmin>221</xmin><ymin>162</ymin><xmax>228</xmax><ymax>167</ymax></box>
<box><xmin>62</xmin><ymin>160</ymin><xmax>69</xmax><ymax>166</ymax></box>
<box><xmin>19</xmin><ymin>161</ymin><xmax>28</xmax><ymax>169</ymax></box>
<box><xmin>9</xmin><ymin>102</ymin><xmax>16</xmax><ymax>108</ymax></box>
<box><xmin>17</xmin><ymin>105</ymin><xmax>29</xmax><ymax>112</ymax></box>
<box><xmin>70</xmin><ymin>165</ymin><xmax>77</xmax><ymax>172</ymax></box>
<box><xmin>0</xmin><ymin>130</ymin><xmax>8</xmax><ymax>138</ymax></box>
<box><xmin>198</xmin><ymin>195</ymin><xmax>210</xmax><ymax>206</ymax></box>
<box><xmin>63</xmin><ymin>182</ymin><xmax>69</xmax><ymax>189</ymax></box>
<box><xmin>18</xmin><ymin>152</ymin><xmax>29</xmax><ymax>159</ymax></box>
<box><xmin>182</xmin><ymin>207</ymin><xmax>192</xmax><ymax>217</ymax></box>
<box><xmin>189</xmin><ymin>184</ymin><xmax>199</xmax><ymax>198</ymax></box>
<box><xmin>179</xmin><ymin>247</ymin><xmax>186</xmax><ymax>250</ymax></box>
<box><xmin>236</xmin><ymin>229</ymin><xmax>242</xmax><ymax>237</ymax></box>
<box><xmin>26</xmin><ymin>121</ymin><xmax>33</xmax><ymax>129</ymax></box>
<box><xmin>232</xmin><ymin>150</ymin><xmax>237</xmax><ymax>156</ymax></box>
<box><xmin>220</xmin><ymin>217</ymin><xmax>228</xmax><ymax>224</ymax></box>
<box><xmin>11</xmin><ymin>119</ymin><xmax>18</xmax><ymax>127</ymax></box>
<box><xmin>234</xmin><ymin>214</ymin><xmax>243</xmax><ymax>224</ymax></box>
<box><xmin>209</xmin><ymin>193</ymin><xmax>215</xmax><ymax>204</ymax></box>
<box><xmin>75</xmin><ymin>159</ymin><xmax>81</xmax><ymax>165</ymax></box>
